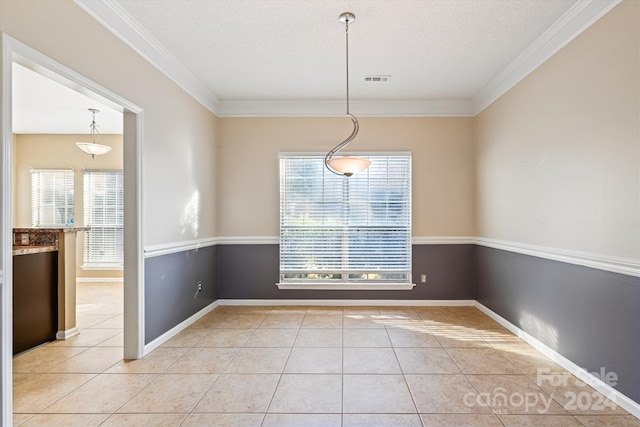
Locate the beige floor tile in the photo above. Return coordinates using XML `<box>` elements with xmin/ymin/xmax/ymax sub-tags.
<box><xmin>181</xmin><ymin>413</ymin><xmax>264</xmax><ymax>427</ymax></box>
<box><xmin>343</xmin><ymin>328</ymin><xmax>392</xmax><ymax>347</ymax></box>
<box><xmin>268</xmin><ymin>374</ymin><xmax>342</xmax><ymax>413</ymax></box>
<box><xmin>95</xmin><ymin>332</ymin><xmax>124</xmax><ymax>347</ymax></box>
<box><xmin>102</xmin><ymin>413</ymin><xmax>187</xmax><ymax>426</ymax></box>
<box><xmin>224</xmin><ymin>347</ymin><xmax>290</xmax><ymax>373</ymax></box>
<box><xmin>106</xmin><ymin>347</ymin><xmax>188</xmax><ymax>373</ymax></box>
<box><xmin>284</xmin><ymin>347</ymin><xmax>342</xmax><ymax>374</ymax></box>
<box><xmin>263</xmin><ymin>413</ymin><xmax>341</xmax><ymax>426</ymax></box>
<box><xmin>91</xmin><ymin>314</ymin><xmax>124</xmax><ymax>329</ymax></box>
<box><xmin>386</xmin><ymin>327</ymin><xmax>441</xmax><ymax>347</ymax></box>
<box><xmin>343</xmin><ymin>374</ymin><xmax>416</xmax><ymax>413</ymax></box>
<box><xmin>496</xmin><ymin>346</ymin><xmax>568</xmax><ymax>375</ymax></box>
<box><xmin>18</xmin><ymin>413</ymin><xmax>110</xmax><ymax>426</ymax></box>
<box><xmin>13</xmin><ymin>373</ymin><xmax>96</xmax><ymax>413</ymax></box>
<box><xmin>160</xmin><ymin>329</ymin><xmax>209</xmax><ymax>347</ymax></box>
<box><xmin>166</xmin><ymin>347</ymin><xmax>239</xmax><ymax>373</ymax></box>
<box><xmin>13</xmin><ymin>346</ymin><xmax>88</xmax><ymax>373</ymax></box>
<box><xmin>76</xmin><ymin>313</ymin><xmax>117</xmax><ymax>329</ymax></box>
<box><xmin>188</xmin><ymin>313</ymin><xmax>228</xmax><ymax>329</ymax></box>
<box><xmin>343</xmin><ymin>306</ymin><xmax>380</xmax><ymax>315</ymax></box>
<box><xmin>194</xmin><ymin>373</ymin><xmax>280</xmax><ymax>412</ymax></box>
<box><xmin>12</xmin><ymin>413</ymin><xmax>33</xmax><ymax>426</ymax></box>
<box><xmin>302</xmin><ymin>314</ymin><xmax>343</xmax><ymax>328</ymax></box>
<box><xmin>77</xmin><ymin>301</ymin><xmax>122</xmax><ymax>315</ymax></box>
<box><xmin>44</xmin><ymin>373</ymin><xmax>156</xmax><ymax>413</ymax></box>
<box><xmin>430</xmin><ymin>326</ymin><xmax>494</xmax><ymax>348</ymax></box>
<box><xmin>466</xmin><ymin>374</ymin><xmax>568</xmax><ymax>415</ymax></box>
<box><xmin>195</xmin><ymin>328</ymin><xmax>254</xmax><ymax>347</ymax></box>
<box><xmin>343</xmin><ymin>314</ymin><xmax>386</xmax><ymax>328</ymax></box>
<box><xmin>405</xmin><ymin>374</ymin><xmax>491</xmax><ymax>413</ymax></box>
<box><xmin>395</xmin><ymin>347</ymin><xmax>461</xmax><ymax>374</ymax></box>
<box><xmin>243</xmin><ymin>328</ymin><xmax>298</xmax><ymax>347</ymax></box>
<box><xmin>446</xmin><ymin>348</ymin><xmax>520</xmax><ymax>374</ymax></box>
<box><xmin>575</xmin><ymin>415</ymin><xmax>640</xmax><ymax>426</ymax></box>
<box><xmin>498</xmin><ymin>414</ymin><xmax>584</xmax><ymax>426</ymax></box>
<box><xmin>377</xmin><ymin>306</ymin><xmax>421</xmax><ymax>318</ymax></box>
<box><xmin>212</xmin><ymin>305</ymin><xmax>271</xmax><ymax>315</ymax></box>
<box><xmin>383</xmin><ymin>318</ymin><xmax>430</xmax><ymax>331</ymax></box>
<box><xmin>306</xmin><ymin>306</ymin><xmax>344</xmax><ymax>314</ymax></box>
<box><xmin>295</xmin><ymin>328</ymin><xmax>342</xmax><ymax>347</ymax></box>
<box><xmin>344</xmin><ymin>413</ymin><xmax>423</xmax><ymax>426</ymax></box>
<box><xmin>535</xmin><ymin>374</ymin><xmax>623</xmax><ymax>414</ymax></box>
<box><xmin>49</xmin><ymin>328</ymin><xmax>121</xmax><ymax>347</ymax></box>
<box><xmin>420</xmin><ymin>413</ymin><xmax>503</xmax><ymax>426</ymax></box>
<box><xmin>216</xmin><ymin>314</ymin><xmax>267</xmax><ymax>329</ymax></box>
<box><xmin>49</xmin><ymin>346</ymin><xmax>123</xmax><ymax>373</ymax></box>
<box><xmin>343</xmin><ymin>347</ymin><xmax>401</xmax><ymax>374</ymax></box>
<box><xmin>267</xmin><ymin>305</ymin><xmax>309</xmax><ymax>314</ymax></box>
<box><xmin>118</xmin><ymin>373</ymin><xmax>217</xmax><ymax>413</ymax></box>
<box><xmin>259</xmin><ymin>313</ymin><xmax>304</xmax><ymax>328</ymax></box>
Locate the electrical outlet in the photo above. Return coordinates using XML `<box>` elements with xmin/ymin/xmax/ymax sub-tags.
<box><xmin>420</xmin><ymin>274</ymin><xmax>427</xmax><ymax>284</ymax></box>
<box><xmin>194</xmin><ymin>281</ymin><xmax>203</xmax><ymax>299</ymax></box>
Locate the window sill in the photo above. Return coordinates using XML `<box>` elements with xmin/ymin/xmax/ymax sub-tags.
<box><xmin>276</xmin><ymin>282</ymin><xmax>416</xmax><ymax>290</ymax></box>
<box><xmin>81</xmin><ymin>265</ymin><xmax>124</xmax><ymax>271</ymax></box>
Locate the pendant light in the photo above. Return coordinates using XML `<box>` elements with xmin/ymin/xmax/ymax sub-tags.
<box><xmin>75</xmin><ymin>108</ymin><xmax>112</xmax><ymax>160</ymax></box>
<box><xmin>324</xmin><ymin>12</ymin><xmax>371</xmax><ymax>177</ymax></box>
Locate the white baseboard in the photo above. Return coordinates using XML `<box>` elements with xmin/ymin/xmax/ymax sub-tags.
<box><xmin>56</xmin><ymin>327</ymin><xmax>79</xmax><ymax>340</ymax></box>
<box><xmin>474</xmin><ymin>301</ymin><xmax>640</xmax><ymax>419</ymax></box>
<box><xmin>76</xmin><ymin>277</ymin><xmax>123</xmax><ymax>283</ymax></box>
<box><xmin>217</xmin><ymin>299</ymin><xmax>476</xmax><ymax>307</ymax></box>
<box><xmin>143</xmin><ymin>301</ymin><xmax>220</xmax><ymax>355</ymax></box>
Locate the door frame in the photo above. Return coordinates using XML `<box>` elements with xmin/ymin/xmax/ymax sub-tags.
<box><xmin>1</xmin><ymin>33</ymin><xmax>145</xmax><ymax>423</ymax></box>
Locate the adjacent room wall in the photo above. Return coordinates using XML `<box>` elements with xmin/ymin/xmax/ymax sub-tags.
<box><xmin>13</xmin><ymin>133</ymin><xmax>123</xmax><ymax>280</ymax></box>
<box><xmin>474</xmin><ymin>0</ymin><xmax>639</xmax><ymax>404</ymax></box>
<box><xmin>1</xmin><ymin>0</ymin><xmax>219</xmax><ymax>343</ymax></box>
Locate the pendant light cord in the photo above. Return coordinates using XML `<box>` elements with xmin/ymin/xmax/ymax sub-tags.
<box><xmin>325</xmin><ymin>13</ymin><xmax>361</xmax><ymax>175</ymax></box>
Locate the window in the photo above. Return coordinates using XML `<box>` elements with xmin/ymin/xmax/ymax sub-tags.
<box><xmin>279</xmin><ymin>153</ymin><xmax>412</xmax><ymax>287</ymax></box>
<box><xmin>83</xmin><ymin>170</ymin><xmax>124</xmax><ymax>267</ymax></box>
<box><xmin>31</xmin><ymin>169</ymin><xmax>75</xmax><ymax>227</ymax></box>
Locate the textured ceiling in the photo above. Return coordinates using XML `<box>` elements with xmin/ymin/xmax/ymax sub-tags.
<box><xmin>16</xmin><ymin>0</ymin><xmax>614</xmax><ymax>132</ymax></box>
<box><xmin>114</xmin><ymin>0</ymin><xmax>576</xmax><ymax>101</ymax></box>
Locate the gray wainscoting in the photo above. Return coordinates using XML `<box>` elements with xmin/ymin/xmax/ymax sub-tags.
<box><xmin>216</xmin><ymin>244</ymin><xmax>475</xmax><ymax>300</ymax></box>
<box><xmin>144</xmin><ymin>245</ymin><xmax>217</xmax><ymax>344</ymax></box>
<box><xmin>476</xmin><ymin>245</ymin><xmax>640</xmax><ymax>404</ymax></box>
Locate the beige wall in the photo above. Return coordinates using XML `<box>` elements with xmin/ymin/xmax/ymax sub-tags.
<box><xmin>474</xmin><ymin>0</ymin><xmax>639</xmax><ymax>259</ymax></box>
<box><xmin>217</xmin><ymin>117</ymin><xmax>475</xmax><ymax>237</ymax></box>
<box><xmin>13</xmin><ymin>133</ymin><xmax>124</xmax><ymax>278</ymax></box>
<box><xmin>1</xmin><ymin>0</ymin><xmax>219</xmax><ymax>247</ymax></box>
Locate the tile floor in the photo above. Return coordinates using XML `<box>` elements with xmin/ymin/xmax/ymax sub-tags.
<box><xmin>12</xmin><ymin>283</ymin><xmax>640</xmax><ymax>426</ymax></box>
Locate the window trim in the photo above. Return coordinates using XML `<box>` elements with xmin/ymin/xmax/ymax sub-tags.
<box><xmin>277</xmin><ymin>151</ymin><xmax>414</xmax><ymax>290</ymax></box>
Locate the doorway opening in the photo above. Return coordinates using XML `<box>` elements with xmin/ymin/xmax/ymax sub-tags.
<box><xmin>1</xmin><ymin>34</ymin><xmax>144</xmax><ymax>422</ymax></box>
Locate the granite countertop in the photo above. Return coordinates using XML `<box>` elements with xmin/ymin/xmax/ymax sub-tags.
<box><xmin>13</xmin><ymin>227</ymin><xmax>90</xmax><ymax>233</ymax></box>
<box><xmin>12</xmin><ymin>245</ymin><xmax>58</xmax><ymax>256</ymax></box>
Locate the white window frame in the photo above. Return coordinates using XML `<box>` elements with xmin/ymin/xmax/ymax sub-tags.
<box><xmin>278</xmin><ymin>152</ymin><xmax>414</xmax><ymax>290</ymax></box>
<box><xmin>31</xmin><ymin>168</ymin><xmax>75</xmax><ymax>227</ymax></box>
<box><xmin>82</xmin><ymin>169</ymin><xmax>124</xmax><ymax>269</ymax></box>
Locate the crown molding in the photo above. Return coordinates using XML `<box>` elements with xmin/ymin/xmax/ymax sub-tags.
<box><xmin>472</xmin><ymin>0</ymin><xmax>622</xmax><ymax>114</ymax></box>
<box><xmin>216</xmin><ymin>99</ymin><xmax>475</xmax><ymax>117</ymax></box>
<box><xmin>77</xmin><ymin>0</ymin><xmax>619</xmax><ymax>117</ymax></box>
<box><xmin>73</xmin><ymin>0</ymin><xmax>219</xmax><ymax>115</ymax></box>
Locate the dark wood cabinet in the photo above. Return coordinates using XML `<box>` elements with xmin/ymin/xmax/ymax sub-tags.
<box><xmin>13</xmin><ymin>251</ymin><xmax>58</xmax><ymax>355</ymax></box>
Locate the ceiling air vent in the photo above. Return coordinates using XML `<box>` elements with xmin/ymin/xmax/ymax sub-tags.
<box><xmin>364</xmin><ymin>75</ymin><xmax>391</xmax><ymax>83</ymax></box>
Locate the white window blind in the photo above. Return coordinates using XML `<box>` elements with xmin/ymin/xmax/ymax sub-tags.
<box><xmin>31</xmin><ymin>169</ymin><xmax>75</xmax><ymax>227</ymax></box>
<box><xmin>83</xmin><ymin>170</ymin><xmax>124</xmax><ymax>266</ymax></box>
<box><xmin>279</xmin><ymin>153</ymin><xmax>412</xmax><ymax>284</ymax></box>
